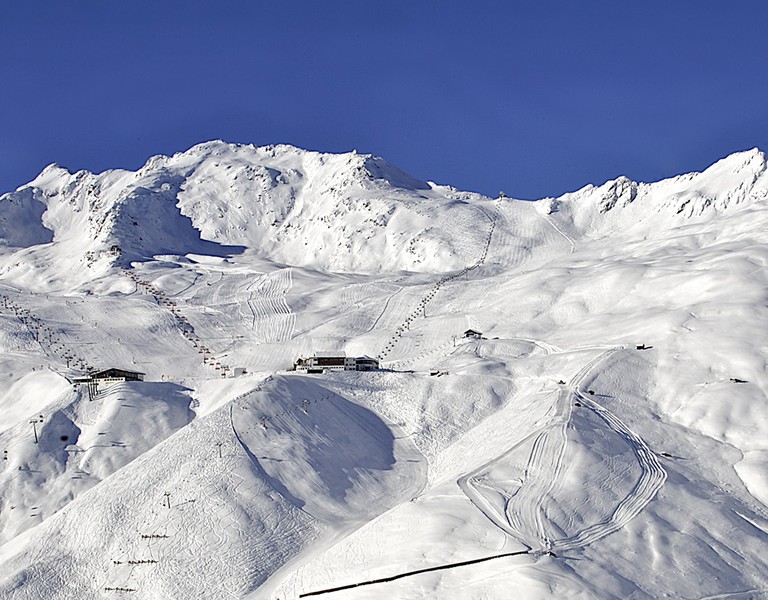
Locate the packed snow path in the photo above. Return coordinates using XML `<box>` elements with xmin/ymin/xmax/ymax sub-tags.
<box><xmin>459</xmin><ymin>348</ymin><xmax>667</xmax><ymax>552</ymax></box>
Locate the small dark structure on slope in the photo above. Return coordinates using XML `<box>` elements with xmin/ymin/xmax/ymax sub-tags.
<box><xmin>463</xmin><ymin>329</ymin><xmax>483</xmax><ymax>339</ymax></box>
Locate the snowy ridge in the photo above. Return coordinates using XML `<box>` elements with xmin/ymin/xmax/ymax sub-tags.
<box><xmin>0</xmin><ymin>144</ymin><xmax>767</xmax><ymax>599</ymax></box>
<box><xmin>0</xmin><ymin>142</ymin><xmax>494</xmax><ymax>285</ymax></box>
<box><xmin>545</xmin><ymin>148</ymin><xmax>768</xmax><ymax>238</ymax></box>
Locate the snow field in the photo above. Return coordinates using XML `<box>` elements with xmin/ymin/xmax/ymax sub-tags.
<box><xmin>0</xmin><ymin>378</ymin><xmax>196</xmax><ymax>547</ymax></box>
<box><xmin>1</xmin><ymin>392</ymin><xmax>322</xmax><ymax>599</ymax></box>
<box><xmin>0</xmin><ymin>143</ymin><xmax>767</xmax><ymax>598</ymax></box>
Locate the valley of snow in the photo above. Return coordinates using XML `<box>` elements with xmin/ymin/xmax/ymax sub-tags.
<box><xmin>0</xmin><ymin>141</ymin><xmax>766</xmax><ymax>599</ymax></box>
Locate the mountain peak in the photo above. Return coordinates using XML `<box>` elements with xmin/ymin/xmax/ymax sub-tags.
<box><xmin>165</xmin><ymin>141</ymin><xmax>430</xmax><ymax>192</ymax></box>
<box><xmin>547</xmin><ymin>147</ymin><xmax>768</xmax><ymax>234</ymax></box>
<box><xmin>715</xmin><ymin>146</ymin><xmax>765</xmax><ymax>166</ymax></box>
<box><xmin>25</xmin><ymin>163</ymin><xmax>76</xmax><ymax>191</ymax></box>
<box><xmin>698</xmin><ymin>147</ymin><xmax>766</xmax><ymax>182</ymax></box>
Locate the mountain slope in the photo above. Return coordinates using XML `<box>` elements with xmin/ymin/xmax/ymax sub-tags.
<box><xmin>546</xmin><ymin>147</ymin><xmax>768</xmax><ymax>237</ymax></box>
<box><xmin>0</xmin><ymin>144</ymin><xmax>766</xmax><ymax>599</ymax></box>
<box><xmin>0</xmin><ymin>142</ymin><xmax>500</xmax><ymax>290</ymax></box>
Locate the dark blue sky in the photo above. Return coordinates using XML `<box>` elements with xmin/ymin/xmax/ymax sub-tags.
<box><xmin>1</xmin><ymin>1</ymin><xmax>766</xmax><ymax>199</ymax></box>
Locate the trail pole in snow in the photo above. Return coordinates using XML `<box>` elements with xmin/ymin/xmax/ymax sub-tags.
<box><xmin>30</xmin><ymin>417</ymin><xmax>42</xmax><ymax>444</ymax></box>
<box><xmin>216</xmin><ymin>442</ymin><xmax>223</xmax><ymax>458</ymax></box>
<box><xmin>164</xmin><ymin>492</ymin><xmax>171</xmax><ymax>509</ymax></box>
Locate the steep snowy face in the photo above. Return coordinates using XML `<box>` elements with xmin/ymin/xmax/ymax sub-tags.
<box><xmin>0</xmin><ymin>142</ymin><xmax>492</xmax><ymax>283</ymax></box>
<box><xmin>0</xmin><ymin>186</ymin><xmax>52</xmax><ymax>248</ymax></box>
<box><xmin>169</xmin><ymin>142</ymin><xmax>467</xmax><ymax>273</ymax></box>
<box><xmin>167</xmin><ymin>142</ymin><xmax>490</xmax><ymax>274</ymax></box>
<box><xmin>546</xmin><ymin>148</ymin><xmax>768</xmax><ymax>238</ymax></box>
<box><xmin>0</xmin><ymin>160</ymin><xmax>224</xmax><ymax>288</ymax></box>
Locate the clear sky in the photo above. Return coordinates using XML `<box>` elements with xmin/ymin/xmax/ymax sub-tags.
<box><xmin>1</xmin><ymin>1</ymin><xmax>767</xmax><ymax>199</ymax></box>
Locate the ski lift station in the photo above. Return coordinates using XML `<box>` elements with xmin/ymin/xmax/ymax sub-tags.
<box><xmin>72</xmin><ymin>368</ymin><xmax>146</xmax><ymax>400</ymax></box>
<box><xmin>72</xmin><ymin>368</ymin><xmax>145</xmax><ymax>385</ymax></box>
<box><xmin>293</xmin><ymin>352</ymin><xmax>379</xmax><ymax>373</ymax></box>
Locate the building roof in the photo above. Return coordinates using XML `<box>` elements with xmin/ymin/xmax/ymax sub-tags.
<box><xmin>315</xmin><ymin>351</ymin><xmax>346</xmax><ymax>358</ymax></box>
<box><xmin>464</xmin><ymin>329</ymin><xmax>482</xmax><ymax>335</ymax></box>
<box><xmin>90</xmin><ymin>368</ymin><xmax>146</xmax><ymax>378</ymax></box>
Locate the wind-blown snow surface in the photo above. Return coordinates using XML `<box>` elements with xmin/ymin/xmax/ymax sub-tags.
<box><xmin>0</xmin><ymin>141</ymin><xmax>766</xmax><ymax>599</ymax></box>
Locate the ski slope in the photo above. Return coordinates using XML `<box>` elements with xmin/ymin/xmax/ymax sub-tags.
<box><xmin>0</xmin><ymin>142</ymin><xmax>767</xmax><ymax>599</ymax></box>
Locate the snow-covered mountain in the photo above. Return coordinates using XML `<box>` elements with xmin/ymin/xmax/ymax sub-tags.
<box><xmin>0</xmin><ymin>142</ymin><xmax>498</xmax><ymax>289</ymax></box>
<box><xmin>0</xmin><ymin>142</ymin><xmax>766</xmax><ymax>599</ymax></box>
<box><xmin>548</xmin><ymin>147</ymin><xmax>768</xmax><ymax>236</ymax></box>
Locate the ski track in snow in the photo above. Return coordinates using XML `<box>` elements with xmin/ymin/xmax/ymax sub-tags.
<box><xmin>242</xmin><ymin>268</ymin><xmax>296</xmax><ymax>343</ymax></box>
<box><xmin>485</xmin><ymin>201</ymin><xmax>531</xmax><ymax>270</ymax></box>
<box><xmin>0</xmin><ymin>287</ymin><xmax>96</xmax><ymax>373</ymax></box>
<box><xmin>456</xmin><ymin>388</ymin><xmax>569</xmax><ymax>545</ymax></box>
<box><xmin>554</xmin><ymin>389</ymin><xmax>668</xmax><ymax>551</ymax></box>
<box><xmin>122</xmin><ymin>269</ymin><xmax>233</xmax><ymax>375</ymax></box>
<box><xmin>186</xmin><ymin>267</ymin><xmax>296</xmax><ymax>344</ymax></box>
<box><xmin>337</xmin><ymin>281</ymin><xmax>402</xmax><ymax>336</ymax></box>
<box><xmin>690</xmin><ymin>590</ymin><xmax>766</xmax><ymax>600</ymax></box>
<box><xmin>459</xmin><ymin>347</ymin><xmax>667</xmax><ymax>553</ymax></box>
<box><xmin>540</xmin><ymin>210</ymin><xmax>576</xmax><ymax>255</ymax></box>
<box><xmin>365</xmin><ymin>283</ymin><xmax>404</xmax><ymax>334</ymax></box>
<box><xmin>458</xmin><ymin>200</ymin><xmax>572</xmax><ymax>320</ymax></box>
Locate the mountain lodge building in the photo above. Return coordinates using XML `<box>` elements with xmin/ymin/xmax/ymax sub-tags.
<box><xmin>293</xmin><ymin>353</ymin><xmax>379</xmax><ymax>373</ymax></box>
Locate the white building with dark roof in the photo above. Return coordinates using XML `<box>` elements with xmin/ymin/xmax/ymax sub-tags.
<box><xmin>72</xmin><ymin>368</ymin><xmax>146</xmax><ymax>400</ymax></box>
<box><xmin>73</xmin><ymin>368</ymin><xmax>145</xmax><ymax>384</ymax></box>
<box><xmin>293</xmin><ymin>352</ymin><xmax>379</xmax><ymax>373</ymax></box>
